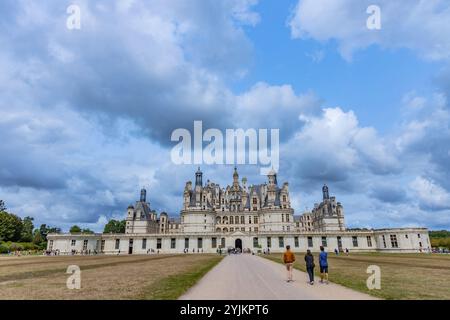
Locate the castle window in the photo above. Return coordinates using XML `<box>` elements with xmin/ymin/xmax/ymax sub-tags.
<box><xmin>101</xmin><ymin>240</ymin><xmax>105</xmax><ymax>252</ymax></box>
<box><xmin>283</xmin><ymin>195</ymin><xmax>287</xmax><ymax>202</ymax></box>
<box><xmin>49</xmin><ymin>240</ymin><xmax>53</xmax><ymax>251</ymax></box>
<box><xmin>382</xmin><ymin>235</ymin><xmax>386</xmax><ymax>248</ymax></box>
<box><xmin>157</xmin><ymin>238</ymin><xmax>162</xmax><ymax>249</ymax></box>
<box><xmin>287</xmin><ymin>226</ymin><xmax>290</xmax><ymax>232</ymax></box>
<box><xmin>184</xmin><ymin>238</ymin><xmax>189</xmax><ymax>249</ymax></box>
<box><xmin>352</xmin><ymin>236</ymin><xmax>358</xmax><ymax>247</ymax></box>
<box><xmin>230</xmin><ymin>228</ymin><xmax>234</xmax><ymax>232</ymax></box>
<box><xmin>142</xmin><ymin>238</ymin><xmax>147</xmax><ymax>249</ymax></box>
<box><xmin>71</xmin><ymin>240</ymin><xmax>76</xmax><ymax>246</ymax></box>
<box><xmin>230</xmin><ymin>216</ymin><xmax>234</xmax><ymax>224</ymax></box>
<box><xmin>294</xmin><ymin>237</ymin><xmax>299</xmax><ymax>248</ymax></box>
<box><xmin>241</xmin><ymin>216</ymin><xmax>245</xmax><ymax>224</ymax></box>
<box><xmin>82</xmin><ymin>240</ymin><xmax>88</xmax><ymax>251</ymax></box>
<box><xmin>253</xmin><ymin>207</ymin><xmax>257</xmax><ymax>211</ymax></box>
<box><xmin>212</xmin><ymin>237</ymin><xmax>217</xmax><ymax>248</ymax></box>
<box><xmin>254</xmin><ymin>227</ymin><xmax>258</xmax><ymax>232</ymax></box>
<box><xmin>249</xmin><ymin>216</ymin><xmax>252</xmax><ymax>224</ymax></box>
<box><xmin>198</xmin><ymin>238</ymin><xmax>203</xmax><ymax>249</ymax></box>
<box><xmin>321</xmin><ymin>236</ymin><xmax>327</xmax><ymax>247</ymax></box>
<box><xmin>390</xmin><ymin>235</ymin><xmax>398</xmax><ymax>248</ymax></box>
<box><xmin>254</xmin><ymin>216</ymin><xmax>258</xmax><ymax>224</ymax></box>
<box><xmin>267</xmin><ymin>237</ymin><xmax>271</xmax><ymax>248</ymax></box>
<box><xmin>282</xmin><ymin>215</ymin><xmax>284</xmax><ymax>223</ymax></box>
<box><xmin>417</xmin><ymin>234</ymin><xmax>421</xmax><ymax>238</ymax></box>
<box><xmin>278</xmin><ymin>237</ymin><xmax>284</xmax><ymax>248</ymax></box>
<box><xmin>171</xmin><ymin>238</ymin><xmax>176</xmax><ymax>249</ymax></box>
<box><xmin>253</xmin><ymin>237</ymin><xmax>259</xmax><ymax>247</ymax></box>
<box><xmin>221</xmin><ymin>238</ymin><xmax>226</xmax><ymax>248</ymax></box>
<box><xmin>253</xmin><ymin>198</ymin><xmax>257</xmax><ymax>204</ymax></box>
<box><xmin>366</xmin><ymin>236</ymin><xmax>372</xmax><ymax>247</ymax></box>
<box><xmin>307</xmin><ymin>237</ymin><xmax>313</xmax><ymax>247</ymax></box>
<box><xmin>115</xmin><ymin>239</ymin><xmax>120</xmax><ymax>250</ymax></box>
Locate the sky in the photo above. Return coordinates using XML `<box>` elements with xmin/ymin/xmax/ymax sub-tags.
<box><xmin>1</xmin><ymin>0</ymin><xmax>450</xmax><ymax>232</ymax></box>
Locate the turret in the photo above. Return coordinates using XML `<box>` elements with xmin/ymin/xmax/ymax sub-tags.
<box><xmin>140</xmin><ymin>188</ymin><xmax>147</xmax><ymax>202</ymax></box>
<box><xmin>322</xmin><ymin>184</ymin><xmax>329</xmax><ymax>200</ymax></box>
<box><xmin>268</xmin><ymin>168</ymin><xmax>277</xmax><ymax>186</ymax></box>
<box><xmin>233</xmin><ymin>167</ymin><xmax>239</xmax><ymax>188</ymax></box>
<box><xmin>195</xmin><ymin>167</ymin><xmax>203</xmax><ymax>187</ymax></box>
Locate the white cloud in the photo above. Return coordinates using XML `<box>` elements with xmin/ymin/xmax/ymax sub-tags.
<box><xmin>289</xmin><ymin>0</ymin><xmax>450</xmax><ymax>61</ymax></box>
<box><xmin>410</xmin><ymin>177</ymin><xmax>450</xmax><ymax>210</ymax></box>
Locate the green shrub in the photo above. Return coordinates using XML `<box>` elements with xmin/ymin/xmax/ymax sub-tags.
<box><xmin>0</xmin><ymin>244</ymin><xmax>9</xmax><ymax>254</ymax></box>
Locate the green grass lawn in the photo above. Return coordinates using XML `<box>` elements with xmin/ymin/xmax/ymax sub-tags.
<box><xmin>264</xmin><ymin>252</ymin><xmax>450</xmax><ymax>300</ymax></box>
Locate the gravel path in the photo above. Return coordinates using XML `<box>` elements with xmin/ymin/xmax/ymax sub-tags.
<box><xmin>180</xmin><ymin>254</ymin><xmax>377</xmax><ymax>300</ymax></box>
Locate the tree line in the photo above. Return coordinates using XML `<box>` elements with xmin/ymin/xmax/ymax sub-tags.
<box><xmin>0</xmin><ymin>200</ymin><xmax>125</xmax><ymax>251</ymax></box>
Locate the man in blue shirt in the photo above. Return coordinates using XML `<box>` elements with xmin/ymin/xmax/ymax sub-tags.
<box><xmin>319</xmin><ymin>246</ymin><xmax>329</xmax><ymax>284</ymax></box>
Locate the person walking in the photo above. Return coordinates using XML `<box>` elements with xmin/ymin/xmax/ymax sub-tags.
<box><xmin>319</xmin><ymin>246</ymin><xmax>329</xmax><ymax>284</ymax></box>
<box><xmin>283</xmin><ymin>245</ymin><xmax>296</xmax><ymax>282</ymax></box>
<box><xmin>304</xmin><ymin>250</ymin><xmax>315</xmax><ymax>285</ymax></box>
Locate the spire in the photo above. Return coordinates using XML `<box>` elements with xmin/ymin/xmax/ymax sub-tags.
<box><xmin>233</xmin><ymin>167</ymin><xmax>239</xmax><ymax>187</ymax></box>
<box><xmin>267</xmin><ymin>167</ymin><xmax>277</xmax><ymax>185</ymax></box>
<box><xmin>195</xmin><ymin>167</ymin><xmax>203</xmax><ymax>186</ymax></box>
<box><xmin>322</xmin><ymin>184</ymin><xmax>329</xmax><ymax>200</ymax></box>
<box><xmin>140</xmin><ymin>187</ymin><xmax>147</xmax><ymax>202</ymax></box>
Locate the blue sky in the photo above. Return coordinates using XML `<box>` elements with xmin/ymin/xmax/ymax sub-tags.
<box><xmin>1</xmin><ymin>0</ymin><xmax>450</xmax><ymax>231</ymax></box>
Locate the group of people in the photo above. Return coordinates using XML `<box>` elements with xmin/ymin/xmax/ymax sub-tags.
<box><xmin>283</xmin><ymin>245</ymin><xmax>329</xmax><ymax>285</ymax></box>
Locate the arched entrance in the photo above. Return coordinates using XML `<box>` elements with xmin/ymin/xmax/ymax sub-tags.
<box><xmin>235</xmin><ymin>238</ymin><xmax>242</xmax><ymax>251</ymax></box>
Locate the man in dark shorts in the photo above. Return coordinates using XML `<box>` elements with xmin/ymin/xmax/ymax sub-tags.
<box><xmin>319</xmin><ymin>246</ymin><xmax>329</xmax><ymax>284</ymax></box>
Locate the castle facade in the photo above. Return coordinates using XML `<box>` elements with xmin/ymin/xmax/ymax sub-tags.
<box><xmin>48</xmin><ymin>168</ymin><xmax>430</xmax><ymax>254</ymax></box>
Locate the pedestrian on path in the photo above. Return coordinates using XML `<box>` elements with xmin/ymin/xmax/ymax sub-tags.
<box><xmin>283</xmin><ymin>245</ymin><xmax>295</xmax><ymax>282</ymax></box>
<box><xmin>319</xmin><ymin>246</ymin><xmax>329</xmax><ymax>284</ymax></box>
<box><xmin>304</xmin><ymin>249</ymin><xmax>315</xmax><ymax>285</ymax></box>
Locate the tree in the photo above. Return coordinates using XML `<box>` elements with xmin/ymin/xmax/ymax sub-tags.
<box><xmin>81</xmin><ymin>228</ymin><xmax>94</xmax><ymax>234</ymax></box>
<box><xmin>0</xmin><ymin>211</ymin><xmax>23</xmax><ymax>242</ymax></box>
<box><xmin>38</xmin><ymin>224</ymin><xmax>61</xmax><ymax>242</ymax></box>
<box><xmin>69</xmin><ymin>225</ymin><xmax>82</xmax><ymax>233</ymax></box>
<box><xmin>103</xmin><ymin>219</ymin><xmax>126</xmax><ymax>234</ymax></box>
<box><xmin>21</xmin><ymin>216</ymin><xmax>34</xmax><ymax>242</ymax></box>
<box><xmin>0</xmin><ymin>200</ymin><xmax>6</xmax><ymax>212</ymax></box>
<box><xmin>32</xmin><ymin>229</ymin><xmax>43</xmax><ymax>245</ymax></box>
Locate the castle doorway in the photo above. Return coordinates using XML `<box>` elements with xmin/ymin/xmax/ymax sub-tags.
<box><xmin>128</xmin><ymin>239</ymin><xmax>133</xmax><ymax>254</ymax></box>
<box><xmin>235</xmin><ymin>238</ymin><xmax>242</xmax><ymax>251</ymax></box>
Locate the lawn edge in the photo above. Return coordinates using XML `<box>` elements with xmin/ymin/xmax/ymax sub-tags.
<box><xmin>139</xmin><ymin>255</ymin><xmax>224</xmax><ymax>300</ymax></box>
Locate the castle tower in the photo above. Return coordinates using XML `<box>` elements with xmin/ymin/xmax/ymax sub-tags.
<box><xmin>233</xmin><ymin>167</ymin><xmax>239</xmax><ymax>188</ymax></box>
<box><xmin>322</xmin><ymin>184</ymin><xmax>329</xmax><ymax>200</ymax></box>
<box><xmin>195</xmin><ymin>167</ymin><xmax>203</xmax><ymax>187</ymax></box>
<box><xmin>268</xmin><ymin>168</ymin><xmax>277</xmax><ymax>186</ymax></box>
<box><xmin>140</xmin><ymin>187</ymin><xmax>147</xmax><ymax>202</ymax></box>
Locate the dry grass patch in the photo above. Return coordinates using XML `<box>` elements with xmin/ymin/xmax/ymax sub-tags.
<box><xmin>0</xmin><ymin>254</ymin><xmax>223</xmax><ymax>300</ymax></box>
<box><xmin>264</xmin><ymin>252</ymin><xmax>450</xmax><ymax>300</ymax></box>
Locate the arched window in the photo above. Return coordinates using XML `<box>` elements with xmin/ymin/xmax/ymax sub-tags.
<box><xmin>223</xmin><ymin>227</ymin><xmax>228</xmax><ymax>233</ymax></box>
